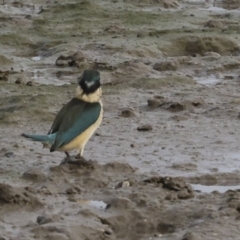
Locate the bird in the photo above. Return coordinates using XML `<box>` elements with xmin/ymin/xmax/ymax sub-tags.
<box><xmin>21</xmin><ymin>69</ymin><xmax>103</xmax><ymax>162</ymax></box>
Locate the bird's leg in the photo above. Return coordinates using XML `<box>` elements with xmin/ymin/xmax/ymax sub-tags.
<box><xmin>74</xmin><ymin>149</ymin><xmax>86</xmax><ymax>161</ymax></box>
<box><xmin>60</xmin><ymin>152</ymin><xmax>71</xmax><ymax>165</ymax></box>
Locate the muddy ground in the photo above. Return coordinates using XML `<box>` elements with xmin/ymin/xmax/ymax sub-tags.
<box><xmin>2</xmin><ymin>0</ymin><xmax>240</xmax><ymax>239</ymax></box>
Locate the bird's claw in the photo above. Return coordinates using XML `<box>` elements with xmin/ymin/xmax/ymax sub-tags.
<box><xmin>60</xmin><ymin>153</ymin><xmax>86</xmax><ymax>166</ymax></box>
<box><xmin>60</xmin><ymin>156</ymin><xmax>72</xmax><ymax>165</ymax></box>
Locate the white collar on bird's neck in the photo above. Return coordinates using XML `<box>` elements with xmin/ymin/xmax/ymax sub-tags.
<box><xmin>75</xmin><ymin>86</ymin><xmax>102</xmax><ymax>103</ymax></box>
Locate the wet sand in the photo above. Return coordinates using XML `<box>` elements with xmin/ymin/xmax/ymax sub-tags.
<box><xmin>1</xmin><ymin>0</ymin><xmax>240</xmax><ymax>239</ymax></box>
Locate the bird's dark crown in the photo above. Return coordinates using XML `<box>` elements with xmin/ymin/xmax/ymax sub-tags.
<box><xmin>78</xmin><ymin>70</ymin><xmax>101</xmax><ymax>94</ymax></box>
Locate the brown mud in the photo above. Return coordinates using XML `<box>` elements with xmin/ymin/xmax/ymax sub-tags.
<box><xmin>1</xmin><ymin>0</ymin><xmax>240</xmax><ymax>239</ymax></box>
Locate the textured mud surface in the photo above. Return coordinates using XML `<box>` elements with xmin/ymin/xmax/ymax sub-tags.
<box><xmin>2</xmin><ymin>0</ymin><xmax>240</xmax><ymax>239</ymax></box>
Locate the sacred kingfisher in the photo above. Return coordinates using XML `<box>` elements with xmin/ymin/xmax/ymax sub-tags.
<box><xmin>21</xmin><ymin>69</ymin><xmax>103</xmax><ymax>161</ymax></box>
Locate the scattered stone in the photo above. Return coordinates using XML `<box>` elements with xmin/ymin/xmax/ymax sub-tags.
<box><xmin>66</xmin><ymin>188</ymin><xmax>78</xmax><ymax>195</ymax></box>
<box><xmin>37</xmin><ymin>216</ymin><xmax>53</xmax><ymax>225</ymax></box>
<box><xmin>161</xmin><ymin>177</ymin><xmax>193</xmax><ymax>191</ymax></box>
<box><xmin>165</xmin><ymin>193</ymin><xmax>178</xmax><ymax>201</ymax></box>
<box><xmin>137</xmin><ymin>124</ymin><xmax>153</xmax><ymax>131</ymax></box>
<box><xmin>144</xmin><ymin>176</ymin><xmax>194</xmax><ymax>199</ymax></box>
<box><xmin>4</xmin><ymin>152</ymin><xmax>14</xmax><ymax>158</ymax></box>
<box><xmin>55</xmin><ymin>51</ymin><xmax>86</xmax><ymax>68</ymax></box>
<box><xmin>163</xmin><ymin>0</ymin><xmax>179</xmax><ymax>8</ymax></box>
<box><xmin>26</xmin><ymin>81</ymin><xmax>33</xmax><ymax>86</ymax></box>
<box><xmin>94</xmin><ymin>61</ymin><xmax>116</xmax><ymax>70</ymax></box>
<box><xmin>157</xmin><ymin>222</ymin><xmax>176</xmax><ymax>234</ymax></box>
<box><xmin>104</xmin><ymin>24</ymin><xmax>125</xmax><ymax>34</ymax></box>
<box><xmin>137</xmin><ymin>31</ymin><xmax>146</xmax><ymax>38</ymax></box>
<box><xmin>165</xmin><ymin>102</ymin><xmax>185</xmax><ymax>112</ymax></box>
<box><xmin>0</xmin><ymin>70</ymin><xmax>9</xmax><ymax>81</ymax></box>
<box><xmin>170</xmin><ymin>163</ymin><xmax>197</xmax><ymax>171</ymax></box>
<box><xmin>115</xmin><ymin>181</ymin><xmax>131</xmax><ymax>189</ymax></box>
<box><xmin>182</xmin><ymin>232</ymin><xmax>199</xmax><ymax>240</ymax></box>
<box><xmin>224</xmin><ymin>75</ymin><xmax>234</xmax><ymax>80</ymax></box>
<box><xmin>204</xmin><ymin>20</ymin><xmax>223</xmax><ymax>29</ymax></box>
<box><xmin>165</xmin><ymin>98</ymin><xmax>205</xmax><ymax>112</ymax></box>
<box><xmin>203</xmin><ymin>52</ymin><xmax>221</xmax><ymax>61</ymax></box>
<box><xmin>170</xmin><ymin>115</ymin><xmax>188</xmax><ymax>121</ymax></box>
<box><xmin>153</xmin><ymin>61</ymin><xmax>178</xmax><ymax>71</ymax></box>
<box><xmin>106</xmin><ymin>197</ymin><xmax>135</xmax><ymax>209</ymax></box>
<box><xmin>15</xmin><ymin>78</ymin><xmax>22</xmax><ymax>84</ymax></box>
<box><xmin>178</xmin><ymin>189</ymin><xmax>194</xmax><ymax>199</ymax></box>
<box><xmin>120</xmin><ymin>108</ymin><xmax>137</xmax><ymax>118</ymax></box>
<box><xmin>147</xmin><ymin>96</ymin><xmax>165</xmax><ymax>108</ymax></box>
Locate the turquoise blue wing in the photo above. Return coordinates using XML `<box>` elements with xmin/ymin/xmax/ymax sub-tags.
<box><xmin>50</xmin><ymin>101</ymin><xmax>101</xmax><ymax>151</ymax></box>
<box><xmin>48</xmin><ymin>98</ymin><xmax>86</xmax><ymax>134</ymax></box>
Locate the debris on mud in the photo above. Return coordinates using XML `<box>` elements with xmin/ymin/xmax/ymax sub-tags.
<box><xmin>144</xmin><ymin>176</ymin><xmax>194</xmax><ymax>199</ymax></box>
<box><xmin>137</xmin><ymin>124</ymin><xmax>153</xmax><ymax>131</ymax></box>
<box><xmin>0</xmin><ymin>183</ymin><xmax>42</xmax><ymax>207</ymax></box>
<box><xmin>120</xmin><ymin>108</ymin><xmax>138</xmax><ymax>118</ymax></box>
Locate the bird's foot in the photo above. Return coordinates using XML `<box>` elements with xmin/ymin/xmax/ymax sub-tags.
<box><xmin>66</xmin><ymin>155</ymin><xmax>86</xmax><ymax>165</ymax></box>
<box><xmin>67</xmin><ymin>156</ymin><xmax>94</xmax><ymax>169</ymax></box>
<box><xmin>74</xmin><ymin>154</ymin><xmax>86</xmax><ymax>161</ymax></box>
<box><xmin>60</xmin><ymin>156</ymin><xmax>72</xmax><ymax>165</ymax></box>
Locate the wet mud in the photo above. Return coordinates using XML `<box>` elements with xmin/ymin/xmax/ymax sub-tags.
<box><xmin>1</xmin><ymin>0</ymin><xmax>240</xmax><ymax>239</ymax></box>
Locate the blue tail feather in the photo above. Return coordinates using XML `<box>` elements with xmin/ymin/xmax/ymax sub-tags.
<box><xmin>21</xmin><ymin>133</ymin><xmax>56</xmax><ymax>144</ymax></box>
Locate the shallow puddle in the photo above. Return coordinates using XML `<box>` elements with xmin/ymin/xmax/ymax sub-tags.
<box><xmin>194</xmin><ymin>75</ymin><xmax>221</xmax><ymax>85</ymax></box>
<box><xmin>192</xmin><ymin>184</ymin><xmax>240</xmax><ymax>193</ymax></box>
<box><xmin>77</xmin><ymin>200</ymin><xmax>107</xmax><ymax>209</ymax></box>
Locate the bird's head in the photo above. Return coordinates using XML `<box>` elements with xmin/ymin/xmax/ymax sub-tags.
<box><xmin>78</xmin><ymin>70</ymin><xmax>101</xmax><ymax>95</ymax></box>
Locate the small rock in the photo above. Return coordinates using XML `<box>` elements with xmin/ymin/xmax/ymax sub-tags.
<box><xmin>106</xmin><ymin>197</ymin><xmax>135</xmax><ymax>209</ymax></box>
<box><xmin>56</xmin><ymin>52</ymin><xmax>86</xmax><ymax>68</ymax></box>
<box><xmin>147</xmin><ymin>96</ymin><xmax>165</xmax><ymax>107</ymax></box>
<box><xmin>170</xmin><ymin>115</ymin><xmax>188</xmax><ymax>121</ymax></box>
<box><xmin>163</xmin><ymin>0</ymin><xmax>179</xmax><ymax>8</ymax></box>
<box><xmin>137</xmin><ymin>31</ymin><xmax>146</xmax><ymax>38</ymax></box>
<box><xmin>137</xmin><ymin>125</ymin><xmax>153</xmax><ymax>131</ymax></box>
<box><xmin>55</xmin><ymin>55</ymin><xmax>73</xmax><ymax>67</ymax></box>
<box><xmin>26</xmin><ymin>81</ymin><xmax>33</xmax><ymax>86</ymax></box>
<box><xmin>104</xmin><ymin>24</ymin><xmax>125</xmax><ymax>34</ymax></box>
<box><xmin>115</xmin><ymin>181</ymin><xmax>130</xmax><ymax>189</ymax></box>
<box><xmin>4</xmin><ymin>152</ymin><xmax>14</xmax><ymax>158</ymax></box>
<box><xmin>176</xmin><ymin>56</ymin><xmax>192</xmax><ymax>63</ymax></box>
<box><xmin>224</xmin><ymin>75</ymin><xmax>234</xmax><ymax>80</ymax></box>
<box><xmin>204</xmin><ymin>20</ymin><xmax>223</xmax><ymax>29</ymax></box>
<box><xmin>66</xmin><ymin>188</ymin><xmax>77</xmax><ymax>195</ymax></box>
<box><xmin>182</xmin><ymin>232</ymin><xmax>199</xmax><ymax>240</ymax></box>
<box><xmin>165</xmin><ymin>102</ymin><xmax>185</xmax><ymax>112</ymax></box>
<box><xmin>178</xmin><ymin>189</ymin><xmax>194</xmax><ymax>199</ymax></box>
<box><xmin>37</xmin><ymin>216</ymin><xmax>52</xmax><ymax>225</ymax></box>
<box><xmin>157</xmin><ymin>222</ymin><xmax>176</xmax><ymax>234</ymax></box>
<box><xmin>153</xmin><ymin>61</ymin><xmax>178</xmax><ymax>71</ymax></box>
<box><xmin>72</xmin><ymin>51</ymin><xmax>85</xmax><ymax>62</ymax></box>
<box><xmin>120</xmin><ymin>108</ymin><xmax>137</xmax><ymax>118</ymax></box>
<box><xmin>15</xmin><ymin>78</ymin><xmax>22</xmax><ymax>84</ymax></box>
<box><xmin>165</xmin><ymin>193</ymin><xmax>178</xmax><ymax>201</ymax></box>
<box><xmin>104</xmin><ymin>229</ymin><xmax>113</xmax><ymax>235</ymax></box>
<box><xmin>203</xmin><ymin>52</ymin><xmax>221</xmax><ymax>60</ymax></box>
